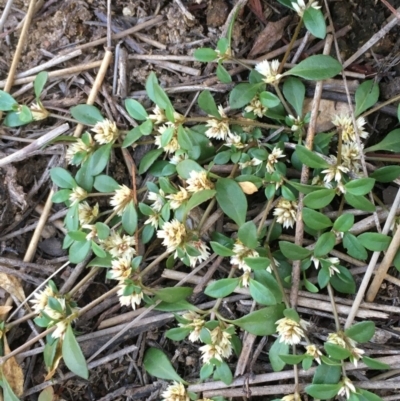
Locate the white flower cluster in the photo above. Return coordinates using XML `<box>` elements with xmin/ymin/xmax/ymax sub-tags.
<box><xmin>276</xmin><ymin>317</ymin><xmax>309</xmax><ymax>345</ymax></box>
<box><xmin>178</xmin><ymin>311</ymin><xmax>205</xmax><ymax>342</ymax></box>
<box><xmin>161</xmin><ymin>381</ymin><xmax>190</xmax><ymax>401</ymax></box>
<box><xmin>230</xmin><ymin>240</ymin><xmax>259</xmax><ymax>287</ymax></box>
<box><xmin>273</xmin><ymin>199</ymin><xmax>298</xmax><ymax>229</ymax></box>
<box><xmin>30</xmin><ymin>284</ymin><xmax>78</xmax><ymax>340</ymax></box>
<box><xmin>291</xmin><ymin>0</ymin><xmax>321</xmax><ymax>17</ymax></box>
<box><xmin>199</xmin><ymin>325</ymin><xmax>233</xmax><ymax>364</ymax></box>
<box><xmin>327</xmin><ymin>332</ymin><xmax>365</xmax><ymax>367</ymax></box>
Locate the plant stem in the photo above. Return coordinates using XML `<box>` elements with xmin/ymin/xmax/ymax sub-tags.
<box><xmin>274</xmin><ymin>83</ymin><xmax>293</xmax><ymax>116</ymax></box>
<box><xmin>197</xmin><ymin>198</ymin><xmax>216</xmax><ymax>231</ymax></box>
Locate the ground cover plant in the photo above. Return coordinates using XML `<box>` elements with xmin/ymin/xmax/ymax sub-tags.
<box><xmin>1</xmin><ymin>0</ymin><xmax>400</xmax><ymax>400</ymax></box>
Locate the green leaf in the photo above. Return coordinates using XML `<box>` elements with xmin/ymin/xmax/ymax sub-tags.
<box><xmin>87</xmin><ymin>254</ymin><xmax>112</xmax><ymax>267</ymax></box>
<box><xmin>302</xmin><ymin>208</ymin><xmax>332</xmax><ymax>230</ymax></box>
<box><xmin>214</xmin><ymin>361</ymin><xmax>233</xmax><ymax>385</ymax></box>
<box><xmin>94</xmin><ymin>175</ymin><xmax>120</xmax><ymax>192</ymax></box>
<box><xmin>210</xmin><ymin>241</ymin><xmax>234</xmax><ymax>257</ymax></box>
<box><xmin>65</xmin><ymin>203</ymin><xmax>79</xmax><ymax>231</ymax></box>
<box><xmin>193</xmin><ymin>47</ymin><xmax>218</xmax><ymax>62</ymax></box>
<box><xmin>62</xmin><ymin>324</ymin><xmax>89</xmax><ymax>379</ymax></box>
<box><xmin>154</xmin><ymin>300</ymin><xmax>199</xmax><ymax>312</ymax></box>
<box><xmin>1</xmin><ymin>375</ymin><xmax>20</xmax><ymax>401</ymax></box>
<box><xmin>145</xmin><ymin>73</ymin><xmax>175</xmax><ymax>122</ymax></box>
<box><xmin>303</xmin><ymin>8</ymin><xmax>326</xmax><ymax>39</ymax></box>
<box><xmin>138</xmin><ymin>149</ymin><xmax>163</xmax><ymax>174</ymax></box>
<box><xmin>314</xmin><ymin>232</ymin><xmax>336</xmax><ymax>257</ymax></box>
<box><xmin>200</xmin><ymin>363</ymin><xmax>214</xmax><ymax>380</ymax></box>
<box><xmin>68</xmin><ymin>230</ymin><xmax>87</xmax><ymax>242</ymax></box>
<box><xmin>305</xmin><ymin>384</ymin><xmax>342</xmax><ymax>400</ymax></box>
<box><xmin>198</xmin><ymin>90</ymin><xmax>221</xmax><ymax>118</ymax></box>
<box><xmin>229</xmin><ymin>83</ymin><xmax>260</xmax><ymax>109</ymax></box>
<box><xmin>0</xmin><ymin>90</ymin><xmax>18</xmax><ymax>111</ymax></box>
<box><xmin>238</xmin><ymin>221</ymin><xmax>258</xmax><ymax>249</ymax></box>
<box><xmin>51</xmin><ymin>189</ymin><xmax>71</xmax><ymax>203</ymax></box>
<box><xmin>313</xmin><ymin>363</ymin><xmax>341</xmax><ymax>384</ymax></box>
<box><xmin>358</xmin><ymin>389</ymin><xmax>386</xmax><ymax>401</ymax></box>
<box><xmin>34</xmin><ymin>71</ymin><xmax>48</xmax><ymax>98</ymax></box>
<box><xmin>304</xmin><ymin>188</ymin><xmax>336</xmax><ymax>209</ymax></box>
<box><xmin>4</xmin><ymin>110</ymin><xmax>31</xmax><ymax>127</ymax></box>
<box><xmin>166</xmin><ymin>327</ymin><xmax>192</xmax><ymax>341</ymax></box>
<box><xmin>123</xmin><ymin>126</ymin><xmax>143</xmax><ymax>147</ymax></box>
<box><xmin>249</xmin><ymin>279</ymin><xmax>276</xmax><ymax>305</ymax></box>
<box><xmin>398</xmin><ymin>104</ymin><xmax>400</xmax><ymax>122</ymax></box>
<box><xmin>71</xmin><ymin>105</ymin><xmax>104</xmax><ymax>125</ymax></box>
<box><xmin>361</xmin><ymin>356</ymin><xmax>390</xmax><ymax>370</ymax></box>
<box><xmin>185</xmin><ymin>189</ymin><xmax>216</xmax><ymax>212</ymax></box>
<box><xmin>287</xmin><ymin>181</ymin><xmax>326</xmax><ymax>194</ymax></box>
<box><xmin>295</xmin><ymin>145</ymin><xmax>330</xmax><ymax>168</ymax></box>
<box><xmin>75</xmin><ymin>159</ymin><xmax>94</xmax><ymax>192</ymax></box>
<box><xmin>304</xmin><ymin>279</ymin><xmax>319</xmax><ymax>293</ymax></box>
<box><xmin>92</xmin><ymin>241</ymin><xmax>107</xmax><ymax>258</ymax></box>
<box><xmin>139</xmin><ymin>119</ymin><xmax>153</xmax><ymax>135</ymax></box>
<box><xmin>176</xmin><ymin>159</ymin><xmax>204</xmax><ymax>179</ymax></box>
<box><xmin>344</xmin><ymin>193</ymin><xmax>375</xmax><ymax>212</ymax></box>
<box><xmin>282</xmin><ymin>77</ymin><xmax>305</xmax><ymax>117</ymax></box>
<box><xmin>122</xmin><ymin>201</ymin><xmax>138</xmax><ymax>235</ymax></box>
<box><xmin>283</xmin><ymin>308</ymin><xmax>300</xmax><ymax>322</ymax></box>
<box><xmin>125</xmin><ymin>99</ymin><xmax>148</xmax><ymax>120</ymax></box>
<box><xmin>355</xmin><ymin>80</ymin><xmax>379</xmax><ymax>116</ymax></box>
<box><xmin>89</xmin><ymin>143</ymin><xmax>112</xmax><ymax>176</ymax></box>
<box><xmin>279</xmin><ymin>241</ymin><xmax>312</xmax><ymax>260</ymax></box>
<box><xmin>50</xmin><ymin>167</ymin><xmax>76</xmax><ymax>189</ymax></box>
<box><xmin>216</xmin><ymin>64</ymin><xmax>232</xmax><ymax>83</ymax></box>
<box><xmin>38</xmin><ymin>387</ymin><xmax>54</xmax><ymax>401</ymax></box>
<box><xmin>69</xmin><ymin>240</ymin><xmax>91</xmax><ymax>264</ymax></box>
<box><xmin>333</xmin><ymin>213</ymin><xmax>354</xmax><ymax>232</ymax></box>
<box><xmin>259</xmin><ymin>91</ymin><xmax>280</xmax><ymax>108</ymax></box>
<box><xmin>143</xmin><ymin>348</ymin><xmax>184</xmax><ymax>382</ymax></box>
<box><xmin>364</xmin><ymin>129</ymin><xmax>400</xmax><ymax>153</ymax></box>
<box><xmin>244</xmin><ymin>256</ymin><xmax>271</xmax><ymax>270</ymax></box>
<box><xmin>216</xmin><ymin>178</ymin><xmax>247</xmax><ymax>226</ymax></box>
<box><xmin>357</xmin><ymin>232</ymin><xmax>391</xmax><ymax>251</ymax></box>
<box><xmin>330</xmin><ymin>265</ymin><xmax>356</xmax><ymax>294</ymax></box>
<box><xmin>370</xmin><ymin>165</ymin><xmax>400</xmax><ymax>183</ymax></box>
<box><xmin>279</xmin><ymin>353</ymin><xmax>305</xmax><ymax>365</ymax></box>
<box><xmin>154</xmin><ymin>287</ymin><xmax>193</xmax><ymax>303</ymax></box>
<box><xmin>324</xmin><ymin>342</ymin><xmax>351</xmax><ymax>359</ymax></box>
<box><xmin>345</xmin><ymin>321</ymin><xmax>375</xmax><ymax>343</ymax></box>
<box><xmin>345</xmin><ymin>178</ymin><xmax>375</xmax><ymax>196</ymax></box>
<box><xmin>269</xmin><ymin>337</ymin><xmax>289</xmax><ymax>371</ymax></box>
<box><xmin>231</xmin><ymin>304</ymin><xmax>285</xmax><ymax>336</ymax></box>
<box><xmin>204</xmin><ymin>278</ymin><xmax>240</xmax><ymax>298</ymax></box>
<box><xmin>343</xmin><ymin>232</ymin><xmax>368</xmax><ymax>260</ymax></box>
<box><xmin>285</xmin><ymin>55</ymin><xmax>342</xmax><ymax>80</ymax></box>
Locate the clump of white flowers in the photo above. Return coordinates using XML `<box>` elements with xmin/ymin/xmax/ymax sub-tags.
<box><xmin>199</xmin><ymin>325</ymin><xmax>233</xmax><ymax>364</ymax></box>
<box><xmin>157</xmin><ymin>219</ymin><xmax>187</xmax><ymax>254</ymax></box>
<box><xmin>69</xmin><ymin>186</ymin><xmax>87</xmax><ymax>205</ymax></box>
<box><xmin>186</xmin><ymin>170</ymin><xmax>214</xmax><ymax>192</ymax></box>
<box><xmin>332</xmin><ymin>113</ymin><xmax>368</xmax><ymax>143</ymax></box>
<box><xmin>291</xmin><ymin>0</ymin><xmax>321</xmax><ymax>17</ymax></box>
<box><xmin>178</xmin><ymin>311</ymin><xmax>206</xmax><ymax>342</ymax></box>
<box><xmin>274</xmin><ymin>199</ymin><xmax>298</xmax><ymax>229</ymax></box>
<box><xmin>244</xmin><ymin>95</ymin><xmax>267</xmax><ymax>117</ymax></box>
<box><xmin>338</xmin><ymin>377</ymin><xmax>356</xmax><ymax>400</ymax></box>
<box><xmin>255</xmin><ymin>59</ymin><xmax>282</xmax><ymax>84</ymax></box>
<box><xmin>327</xmin><ymin>332</ymin><xmax>365</xmax><ymax>367</ymax></box>
<box><xmin>205</xmin><ymin>105</ymin><xmax>231</xmax><ymax>140</ymax></box>
<box><xmin>102</xmin><ymin>231</ymin><xmax>136</xmax><ymax>259</ymax></box>
<box><xmin>161</xmin><ymin>381</ymin><xmax>190</xmax><ymax>401</ymax></box>
<box><xmin>110</xmin><ymin>185</ymin><xmax>133</xmax><ymax>215</ymax></box>
<box><xmin>78</xmin><ymin>201</ymin><xmax>99</xmax><ymax>225</ymax></box>
<box><xmin>92</xmin><ymin>119</ymin><xmax>119</xmax><ymax>144</ymax></box>
<box><xmin>276</xmin><ymin>317</ymin><xmax>309</xmax><ymax>345</ymax></box>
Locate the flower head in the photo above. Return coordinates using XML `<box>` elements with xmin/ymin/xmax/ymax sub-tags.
<box><xmin>109</xmin><ymin>257</ymin><xmax>132</xmax><ymax>281</ymax></box>
<box><xmin>166</xmin><ymin>187</ymin><xmax>190</xmax><ymax>210</ymax></box>
<box><xmin>155</xmin><ymin>124</ymin><xmax>180</xmax><ymax>154</ymax></box>
<box><xmin>244</xmin><ymin>95</ymin><xmax>267</xmax><ymax>117</ymax></box>
<box><xmin>157</xmin><ymin>219</ymin><xmax>187</xmax><ymax>253</ymax></box>
<box><xmin>147</xmin><ymin>189</ymin><xmax>165</xmax><ymax>212</ymax></box>
<box><xmin>327</xmin><ymin>331</ymin><xmax>365</xmax><ymax>366</ymax></box>
<box><xmin>341</xmin><ymin>142</ymin><xmax>362</xmax><ymax>173</ymax></box>
<box><xmin>117</xmin><ymin>284</ymin><xmax>143</xmax><ymax>310</ymax></box>
<box><xmin>78</xmin><ymin>202</ymin><xmax>99</xmax><ymax>225</ymax></box>
<box><xmin>65</xmin><ymin>135</ymin><xmax>95</xmax><ymax>165</ymax></box>
<box><xmin>266</xmin><ymin>147</ymin><xmax>285</xmax><ymax>173</ymax></box>
<box><xmin>199</xmin><ymin>326</ymin><xmax>233</xmax><ymax>363</ymax></box>
<box><xmin>186</xmin><ymin>170</ymin><xmax>214</xmax><ymax>192</ymax></box>
<box><xmin>30</xmin><ymin>101</ymin><xmax>49</xmax><ymax>121</ymax></box>
<box><xmin>205</xmin><ymin>106</ymin><xmax>231</xmax><ymax>140</ymax></box>
<box><xmin>332</xmin><ymin>114</ymin><xmax>368</xmax><ymax>143</ymax></box>
<box><xmin>187</xmin><ymin>240</ymin><xmax>210</xmax><ymax>267</ymax></box>
<box><xmin>306</xmin><ymin>344</ymin><xmax>322</xmax><ymax>364</ymax></box>
<box><xmin>282</xmin><ymin>393</ymin><xmax>302</xmax><ymax>401</ymax></box>
<box><xmin>225</xmin><ymin>133</ymin><xmax>245</xmax><ymax>149</ymax></box>
<box><xmin>102</xmin><ymin>232</ymin><xmax>136</xmax><ymax>259</ymax></box>
<box><xmin>52</xmin><ymin>320</ymin><xmax>67</xmax><ymax>339</ymax></box>
<box><xmin>230</xmin><ymin>240</ymin><xmax>259</xmax><ymax>273</ymax></box>
<box><xmin>148</xmin><ymin>105</ymin><xmax>166</xmax><ymax>125</ymax></box>
<box><xmin>161</xmin><ymin>381</ymin><xmax>190</xmax><ymax>401</ymax></box>
<box><xmin>255</xmin><ymin>59</ymin><xmax>282</xmax><ymax>84</ymax></box>
<box><xmin>69</xmin><ymin>186</ymin><xmax>87</xmax><ymax>205</ymax></box>
<box><xmin>239</xmin><ymin>157</ymin><xmax>263</xmax><ymax>169</ymax></box>
<box><xmin>110</xmin><ymin>185</ymin><xmax>133</xmax><ymax>216</ymax></box>
<box><xmin>321</xmin><ymin>160</ymin><xmax>349</xmax><ymax>184</ymax></box>
<box><xmin>144</xmin><ymin>212</ymin><xmax>160</xmax><ymax>228</ymax></box>
<box><xmin>30</xmin><ymin>285</ymin><xmax>56</xmax><ymax>314</ymax></box>
<box><xmin>179</xmin><ymin>311</ymin><xmax>205</xmax><ymax>342</ymax></box>
<box><xmin>288</xmin><ymin>115</ymin><xmax>303</xmax><ymax>131</ymax></box>
<box><xmin>82</xmin><ymin>224</ymin><xmax>98</xmax><ymax>241</ymax></box>
<box><xmin>92</xmin><ymin>119</ymin><xmax>119</xmax><ymax>144</ymax></box>
<box><xmin>292</xmin><ymin>0</ymin><xmax>321</xmax><ymax>17</ymax></box>
<box><xmin>273</xmin><ymin>199</ymin><xmax>298</xmax><ymax>229</ymax></box>
<box><xmin>338</xmin><ymin>377</ymin><xmax>356</xmax><ymax>400</ymax></box>
<box><xmin>276</xmin><ymin>317</ymin><xmax>306</xmax><ymax>345</ymax></box>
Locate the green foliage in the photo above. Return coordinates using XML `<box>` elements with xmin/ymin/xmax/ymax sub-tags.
<box><xmin>355</xmin><ymin>80</ymin><xmax>379</xmax><ymax>116</ymax></box>
<box><xmin>34</xmin><ymin>71</ymin><xmax>49</xmax><ymax>99</ymax></box>
<box><xmin>345</xmin><ymin>321</ymin><xmax>375</xmax><ymax>343</ymax></box>
<box><xmin>62</xmin><ymin>324</ymin><xmax>89</xmax><ymax>379</ymax></box>
<box><xmin>333</xmin><ymin>214</ymin><xmax>354</xmax><ymax>232</ymax></box>
<box><xmin>50</xmin><ymin>167</ymin><xmax>76</xmax><ymax>189</ymax></box>
<box><xmin>216</xmin><ymin>178</ymin><xmax>247</xmax><ymax>227</ymax></box>
<box><xmin>198</xmin><ymin>90</ymin><xmax>221</xmax><ymax>118</ymax></box>
<box><xmin>357</xmin><ymin>232</ymin><xmax>391</xmax><ymax>251</ymax></box>
<box><xmin>125</xmin><ymin>99</ymin><xmax>148</xmax><ymax>120</ymax></box>
<box><xmin>237</xmin><ymin>221</ymin><xmax>258</xmax><ymax>249</ymax></box>
<box><xmin>139</xmin><ymin>149</ymin><xmax>164</xmax><ymax>174</ymax></box>
<box><xmin>154</xmin><ymin>287</ymin><xmax>193</xmax><ymax>303</ymax></box>
<box><xmin>194</xmin><ymin>48</ymin><xmax>218</xmax><ymax>62</ymax></box>
<box><xmin>279</xmin><ymin>241</ymin><xmax>312</xmax><ymax>260</ymax></box>
<box><xmin>269</xmin><ymin>338</ymin><xmax>289</xmax><ymax>371</ymax></box>
<box><xmin>302</xmin><ymin>208</ymin><xmax>332</xmax><ymax>230</ymax></box>
<box><xmin>305</xmin><ymin>384</ymin><xmax>341</xmax><ymax>399</ymax></box>
<box><xmin>229</xmin><ymin>83</ymin><xmax>260</xmax><ymax>109</ymax></box>
<box><xmin>0</xmin><ymin>90</ymin><xmax>18</xmax><ymax>111</ymax></box>
<box><xmin>143</xmin><ymin>348</ymin><xmax>184</xmax><ymax>382</ymax></box>
<box><xmin>364</xmin><ymin>129</ymin><xmax>400</xmax><ymax>153</ymax></box>
<box><xmin>205</xmin><ymin>278</ymin><xmax>240</xmax><ymax>298</ymax></box>
<box><xmin>370</xmin><ymin>166</ymin><xmax>400</xmax><ymax>182</ymax></box>
<box><xmin>122</xmin><ymin>201</ymin><xmax>138</xmax><ymax>235</ymax></box>
<box><xmin>285</xmin><ymin>55</ymin><xmax>342</xmax><ymax>80</ymax></box>
<box><xmin>283</xmin><ymin>77</ymin><xmax>305</xmax><ymax>116</ymax></box>
<box><xmin>70</xmin><ymin>104</ymin><xmax>104</xmax><ymax>124</ymax></box>
<box><xmin>303</xmin><ymin>7</ymin><xmax>326</xmax><ymax>39</ymax></box>
<box><xmin>304</xmin><ymin>189</ymin><xmax>336</xmax><ymax>209</ymax></box>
